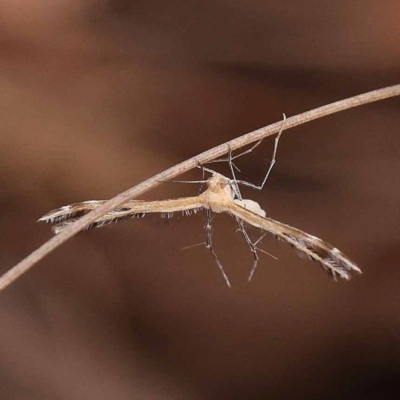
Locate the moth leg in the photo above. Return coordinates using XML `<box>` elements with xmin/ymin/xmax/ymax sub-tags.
<box><xmin>197</xmin><ymin>164</ymin><xmax>206</xmax><ymax>195</ymax></box>
<box><xmin>235</xmin><ymin>224</ymin><xmax>278</xmax><ymax>280</ymax></box>
<box><xmin>231</xmin><ymin>114</ymin><xmax>287</xmax><ymax>191</ymax></box>
<box><xmin>227</xmin><ymin>144</ymin><xmax>243</xmax><ymax>200</ymax></box>
<box><xmin>207</xmin><ymin>114</ymin><xmax>287</xmax><ymax>191</ymax></box>
<box><xmin>235</xmin><ymin>218</ymin><xmax>260</xmax><ymax>281</ymax></box>
<box><xmin>207</xmin><ymin>136</ymin><xmax>264</xmax><ymax>166</ymax></box>
<box><xmin>205</xmin><ymin>209</ymin><xmax>231</xmax><ymax>288</ymax></box>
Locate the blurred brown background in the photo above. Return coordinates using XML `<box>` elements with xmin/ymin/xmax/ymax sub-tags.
<box><xmin>1</xmin><ymin>1</ymin><xmax>400</xmax><ymax>399</ymax></box>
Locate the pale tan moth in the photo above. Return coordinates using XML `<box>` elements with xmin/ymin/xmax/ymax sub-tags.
<box><xmin>38</xmin><ymin>117</ymin><xmax>361</xmax><ymax>287</ymax></box>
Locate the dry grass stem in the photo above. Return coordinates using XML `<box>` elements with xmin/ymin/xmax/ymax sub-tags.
<box><xmin>1</xmin><ymin>84</ymin><xmax>399</xmax><ymax>291</ymax></box>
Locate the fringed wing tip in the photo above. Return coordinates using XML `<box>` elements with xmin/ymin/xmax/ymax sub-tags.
<box><xmin>37</xmin><ymin>208</ymin><xmax>64</xmax><ymax>223</ymax></box>
<box><xmin>38</xmin><ymin>214</ymin><xmax>64</xmax><ymax>224</ymax></box>
<box><xmin>38</xmin><ymin>206</ymin><xmax>78</xmax><ymax>224</ymax></box>
<box><xmin>308</xmin><ymin>246</ymin><xmax>361</xmax><ymax>280</ymax></box>
<box><xmin>38</xmin><ymin>201</ymin><xmax>106</xmax><ymax>224</ymax></box>
<box><xmin>277</xmin><ymin>232</ymin><xmax>361</xmax><ymax>281</ymax></box>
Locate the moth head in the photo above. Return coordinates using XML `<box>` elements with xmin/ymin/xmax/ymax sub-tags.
<box><xmin>206</xmin><ymin>173</ymin><xmax>234</xmax><ymax>198</ymax></box>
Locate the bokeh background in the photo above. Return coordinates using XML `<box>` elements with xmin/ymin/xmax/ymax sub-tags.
<box><xmin>1</xmin><ymin>1</ymin><xmax>399</xmax><ymax>399</ymax></box>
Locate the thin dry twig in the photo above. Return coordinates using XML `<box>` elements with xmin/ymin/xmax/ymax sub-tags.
<box><xmin>1</xmin><ymin>84</ymin><xmax>400</xmax><ymax>291</ymax></box>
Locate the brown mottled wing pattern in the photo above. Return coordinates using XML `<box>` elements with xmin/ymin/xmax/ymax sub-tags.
<box><xmin>229</xmin><ymin>202</ymin><xmax>361</xmax><ymax>280</ymax></box>
<box><xmin>39</xmin><ymin>197</ymin><xmax>205</xmax><ymax>234</ymax></box>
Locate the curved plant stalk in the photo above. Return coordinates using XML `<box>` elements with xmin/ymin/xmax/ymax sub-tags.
<box><xmin>1</xmin><ymin>84</ymin><xmax>399</xmax><ymax>291</ymax></box>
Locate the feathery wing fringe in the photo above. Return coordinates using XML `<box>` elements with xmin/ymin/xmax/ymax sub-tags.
<box><xmin>229</xmin><ymin>202</ymin><xmax>361</xmax><ymax>280</ymax></box>
<box><xmin>39</xmin><ymin>198</ymin><xmax>204</xmax><ymax>234</ymax></box>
